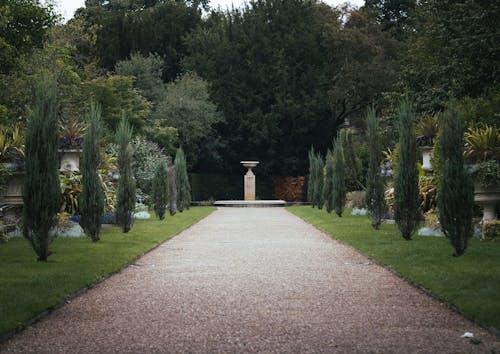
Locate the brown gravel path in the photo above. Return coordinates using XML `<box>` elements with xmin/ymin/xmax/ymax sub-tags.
<box><xmin>1</xmin><ymin>207</ymin><xmax>499</xmax><ymax>353</ymax></box>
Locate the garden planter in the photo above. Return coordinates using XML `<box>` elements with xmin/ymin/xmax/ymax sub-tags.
<box><xmin>419</xmin><ymin>146</ymin><xmax>433</xmax><ymax>174</ymax></box>
<box><xmin>474</xmin><ymin>183</ymin><xmax>500</xmax><ymax>222</ymax></box>
<box><xmin>59</xmin><ymin>149</ymin><xmax>82</xmax><ymax>172</ymax></box>
<box><xmin>0</xmin><ymin>167</ymin><xmax>24</xmax><ymax>205</ymax></box>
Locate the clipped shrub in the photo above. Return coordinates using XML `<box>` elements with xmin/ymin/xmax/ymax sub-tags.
<box><xmin>394</xmin><ymin>97</ymin><xmax>420</xmax><ymax>240</ymax></box>
<box><xmin>482</xmin><ymin>220</ymin><xmax>500</xmax><ymax>241</ymax></box>
<box><xmin>152</xmin><ymin>159</ymin><xmax>168</xmax><ymax>220</ymax></box>
<box><xmin>115</xmin><ymin>119</ymin><xmax>136</xmax><ymax>233</ymax></box>
<box><xmin>332</xmin><ymin>136</ymin><xmax>346</xmax><ymax>217</ymax></box>
<box><xmin>365</xmin><ymin>106</ymin><xmax>387</xmax><ymax>229</ymax></box>
<box><xmin>323</xmin><ymin>149</ymin><xmax>334</xmax><ymax>213</ymax></box>
<box><xmin>437</xmin><ymin>106</ymin><xmax>473</xmax><ymax>256</ymax></box>
<box><xmin>175</xmin><ymin>148</ymin><xmax>191</xmax><ymax>212</ymax></box>
<box><xmin>79</xmin><ymin>102</ymin><xmax>105</xmax><ymax>242</ymax></box>
<box><xmin>166</xmin><ymin>156</ymin><xmax>177</xmax><ymax>216</ymax></box>
<box><xmin>22</xmin><ymin>78</ymin><xmax>61</xmax><ymax>261</ymax></box>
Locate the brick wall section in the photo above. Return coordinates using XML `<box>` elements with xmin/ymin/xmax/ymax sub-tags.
<box><xmin>273</xmin><ymin>176</ymin><xmax>306</xmax><ymax>202</ymax></box>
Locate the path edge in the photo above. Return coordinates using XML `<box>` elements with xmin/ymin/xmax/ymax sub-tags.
<box><xmin>284</xmin><ymin>208</ymin><xmax>500</xmax><ymax>339</ymax></box>
<box><xmin>0</xmin><ymin>208</ymin><xmax>217</xmax><ymax>344</ymax></box>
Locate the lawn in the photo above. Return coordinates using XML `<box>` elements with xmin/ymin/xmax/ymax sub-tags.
<box><xmin>287</xmin><ymin>205</ymin><xmax>500</xmax><ymax>332</ymax></box>
<box><xmin>0</xmin><ymin>207</ymin><xmax>215</xmax><ymax>338</ymax></box>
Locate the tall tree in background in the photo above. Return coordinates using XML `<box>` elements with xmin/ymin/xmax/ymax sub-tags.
<box><xmin>79</xmin><ymin>102</ymin><xmax>105</xmax><ymax>241</ymax></box>
<box><xmin>332</xmin><ymin>136</ymin><xmax>346</xmax><ymax>217</ymax></box>
<box><xmin>115</xmin><ymin>118</ymin><xmax>136</xmax><ymax>233</ymax></box>
<box><xmin>184</xmin><ymin>1</ymin><xmax>398</xmax><ymax>175</ymax></box>
<box><xmin>175</xmin><ymin>148</ymin><xmax>191</xmax><ymax>212</ymax></box>
<box><xmin>365</xmin><ymin>106</ymin><xmax>387</xmax><ymax>229</ymax></box>
<box><xmin>437</xmin><ymin>106</ymin><xmax>473</xmax><ymax>256</ymax></box>
<box><xmin>152</xmin><ymin>159</ymin><xmax>168</xmax><ymax>220</ymax></box>
<box><xmin>153</xmin><ymin>73</ymin><xmax>223</xmax><ymax>171</ymax></box>
<box><xmin>363</xmin><ymin>0</ymin><xmax>416</xmax><ymax>40</ymax></box>
<box><xmin>22</xmin><ymin>78</ymin><xmax>61</xmax><ymax>261</ymax></box>
<box><xmin>77</xmin><ymin>0</ymin><xmax>204</xmax><ymax>81</ymax></box>
<box><xmin>394</xmin><ymin>97</ymin><xmax>420</xmax><ymax>240</ymax></box>
<box><xmin>0</xmin><ymin>0</ymin><xmax>56</xmax><ymax>74</ymax></box>
<box><xmin>405</xmin><ymin>0</ymin><xmax>500</xmax><ymax>112</ymax></box>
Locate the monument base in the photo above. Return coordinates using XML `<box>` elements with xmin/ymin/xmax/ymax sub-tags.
<box><xmin>213</xmin><ymin>200</ymin><xmax>286</xmax><ymax>207</ymax></box>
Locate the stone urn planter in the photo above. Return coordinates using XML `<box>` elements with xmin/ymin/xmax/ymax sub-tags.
<box><xmin>59</xmin><ymin>149</ymin><xmax>82</xmax><ymax>172</ymax></box>
<box><xmin>419</xmin><ymin>146</ymin><xmax>433</xmax><ymax>174</ymax></box>
<box><xmin>0</xmin><ymin>163</ymin><xmax>25</xmax><ymax>205</ymax></box>
<box><xmin>474</xmin><ymin>182</ymin><xmax>500</xmax><ymax>222</ymax></box>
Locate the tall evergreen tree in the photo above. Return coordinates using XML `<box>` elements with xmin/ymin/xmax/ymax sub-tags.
<box><xmin>323</xmin><ymin>149</ymin><xmax>335</xmax><ymax>213</ymax></box>
<box><xmin>394</xmin><ymin>97</ymin><xmax>420</xmax><ymax>240</ymax></box>
<box><xmin>313</xmin><ymin>152</ymin><xmax>325</xmax><ymax>210</ymax></box>
<box><xmin>22</xmin><ymin>78</ymin><xmax>61</xmax><ymax>261</ymax></box>
<box><xmin>166</xmin><ymin>156</ymin><xmax>177</xmax><ymax>216</ymax></box>
<box><xmin>115</xmin><ymin>119</ymin><xmax>136</xmax><ymax>233</ymax></box>
<box><xmin>437</xmin><ymin>107</ymin><xmax>473</xmax><ymax>256</ymax></box>
<box><xmin>332</xmin><ymin>137</ymin><xmax>346</xmax><ymax>217</ymax></box>
<box><xmin>152</xmin><ymin>159</ymin><xmax>168</xmax><ymax>220</ymax></box>
<box><xmin>307</xmin><ymin>147</ymin><xmax>315</xmax><ymax>206</ymax></box>
<box><xmin>365</xmin><ymin>107</ymin><xmax>387</xmax><ymax>229</ymax></box>
<box><xmin>175</xmin><ymin>148</ymin><xmax>191</xmax><ymax>212</ymax></box>
<box><xmin>79</xmin><ymin>102</ymin><xmax>105</xmax><ymax>241</ymax></box>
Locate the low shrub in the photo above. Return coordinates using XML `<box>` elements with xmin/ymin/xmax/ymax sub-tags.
<box><xmin>483</xmin><ymin>220</ymin><xmax>500</xmax><ymax>241</ymax></box>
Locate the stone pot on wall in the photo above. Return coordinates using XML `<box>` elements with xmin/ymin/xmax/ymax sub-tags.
<box><xmin>474</xmin><ymin>182</ymin><xmax>500</xmax><ymax>222</ymax></box>
<box><xmin>0</xmin><ymin>163</ymin><xmax>24</xmax><ymax>205</ymax></box>
<box><xmin>419</xmin><ymin>146</ymin><xmax>433</xmax><ymax>175</ymax></box>
<box><xmin>59</xmin><ymin>149</ymin><xmax>82</xmax><ymax>172</ymax></box>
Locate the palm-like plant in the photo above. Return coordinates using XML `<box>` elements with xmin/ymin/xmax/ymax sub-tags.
<box><xmin>464</xmin><ymin>125</ymin><xmax>500</xmax><ymax>162</ymax></box>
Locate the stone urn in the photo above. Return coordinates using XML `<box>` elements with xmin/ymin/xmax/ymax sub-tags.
<box><xmin>474</xmin><ymin>182</ymin><xmax>500</xmax><ymax>222</ymax></box>
<box><xmin>0</xmin><ymin>163</ymin><xmax>24</xmax><ymax>205</ymax></box>
<box><xmin>419</xmin><ymin>146</ymin><xmax>433</xmax><ymax>174</ymax></box>
<box><xmin>240</xmin><ymin>161</ymin><xmax>259</xmax><ymax>201</ymax></box>
<box><xmin>59</xmin><ymin>149</ymin><xmax>82</xmax><ymax>172</ymax></box>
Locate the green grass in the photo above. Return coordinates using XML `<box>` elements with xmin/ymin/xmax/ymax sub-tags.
<box><xmin>0</xmin><ymin>207</ymin><xmax>215</xmax><ymax>338</ymax></box>
<box><xmin>288</xmin><ymin>205</ymin><xmax>500</xmax><ymax>331</ymax></box>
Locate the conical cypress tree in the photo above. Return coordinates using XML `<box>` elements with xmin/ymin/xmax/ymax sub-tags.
<box><xmin>166</xmin><ymin>156</ymin><xmax>177</xmax><ymax>216</ymax></box>
<box><xmin>307</xmin><ymin>147</ymin><xmax>315</xmax><ymax>206</ymax></box>
<box><xmin>22</xmin><ymin>78</ymin><xmax>61</xmax><ymax>261</ymax></box>
<box><xmin>366</xmin><ymin>107</ymin><xmax>387</xmax><ymax>229</ymax></box>
<box><xmin>332</xmin><ymin>136</ymin><xmax>346</xmax><ymax>217</ymax></box>
<box><xmin>152</xmin><ymin>159</ymin><xmax>168</xmax><ymax>220</ymax></box>
<box><xmin>175</xmin><ymin>148</ymin><xmax>191</xmax><ymax>212</ymax></box>
<box><xmin>79</xmin><ymin>102</ymin><xmax>105</xmax><ymax>241</ymax></box>
<box><xmin>437</xmin><ymin>107</ymin><xmax>473</xmax><ymax>256</ymax></box>
<box><xmin>115</xmin><ymin>119</ymin><xmax>136</xmax><ymax>233</ymax></box>
<box><xmin>312</xmin><ymin>152</ymin><xmax>325</xmax><ymax>209</ymax></box>
<box><xmin>323</xmin><ymin>149</ymin><xmax>335</xmax><ymax>213</ymax></box>
<box><xmin>394</xmin><ymin>97</ymin><xmax>420</xmax><ymax>240</ymax></box>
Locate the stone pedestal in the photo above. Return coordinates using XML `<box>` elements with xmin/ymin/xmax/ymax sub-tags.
<box><xmin>59</xmin><ymin>149</ymin><xmax>82</xmax><ymax>172</ymax></box>
<box><xmin>241</xmin><ymin>161</ymin><xmax>259</xmax><ymax>201</ymax></box>
<box><xmin>419</xmin><ymin>146</ymin><xmax>433</xmax><ymax>175</ymax></box>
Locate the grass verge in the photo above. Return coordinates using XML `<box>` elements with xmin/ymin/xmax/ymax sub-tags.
<box><xmin>0</xmin><ymin>206</ymin><xmax>215</xmax><ymax>338</ymax></box>
<box><xmin>287</xmin><ymin>205</ymin><xmax>500</xmax><ymax>332</ymax></box>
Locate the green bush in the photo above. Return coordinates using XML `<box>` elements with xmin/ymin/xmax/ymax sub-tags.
<box><xmin>483</xmin><ymin>220</ymin><xmax>500</xmax><ymax>241</ymax></box>
<box><xmin>474</xmin><ymin>160</ymin><xmax>500</xmax><ymax>189</ymax></box>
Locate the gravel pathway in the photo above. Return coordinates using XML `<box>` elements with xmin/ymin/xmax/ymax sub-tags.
<box><xmin>1</xmin><ymin>207</ymin><xmax>499</xmax><ymax>353</ymax></box>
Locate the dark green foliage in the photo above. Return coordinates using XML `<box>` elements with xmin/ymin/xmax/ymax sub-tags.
<box><xmin>22</xmin><ymin>78</ymin><xmax>61</xmax><ymax>261</ymax></box>
<box><xmin>115</xmin><ymin>119</ymin><xmax>136</xmax><ymax>233</ymax></box>
<box><xmin>166</xmin><ymin>156</ymin><xmax>177</xmax><ymax>216</ymax></box>
<box><xmin>307</xmin><ymin>147</ymin><xmax>315</xmax><ymax>204</ymax></box>
<box><xmin>323</xmin><ymin>149</ymin><xmax>334</xmax><ymax>213</ymax></box>
<box><xmin>394</xmin><ymin>97</ymin><xmax>420</xmax><ymax>240</ymax></box>
<box><xmin>437</xmin><ymin>107</ymin><xmax>473</xmax><ymax>256</ymax></box>
<box><xmin>340</xmin><ymin>130</ymin><xmax>364</xmax><ymax>191</ymax></box>
<box><xmin>184</xmin><ymin>2</ymin><xmax>398</xmax><ymax>175</ymax></box>
<box><xmin>365</xmin><ymin>107</ymin><xmax>387</xmax><ymax>229</ymax></box>
<box><xmin>0</xmin><ymin>0</ymin><xmax>56</xmax><ymax>74</ymax></box>
<box><xmin>175</xmin><ymin>148</ymin><xmax>191</xmax><ymax>212</ymax></box>
<box><xmin>151</xmin><ymin>159</ymin><xmax>167</xmax><ymax>220</ymax></box>
<box><xmin>308</xmin><ymin>151</ymin><xmax>324</xmax><ymax>209</ymax></box>
<box><xmin>79</xmin><ymin>102</ymin><xmax>105</xmax><ymax>241</ymax></box>
<box><xmin>332</xmin><ymin>137</ymin><xmax>346</xmax><ymax>217</ymax></box>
